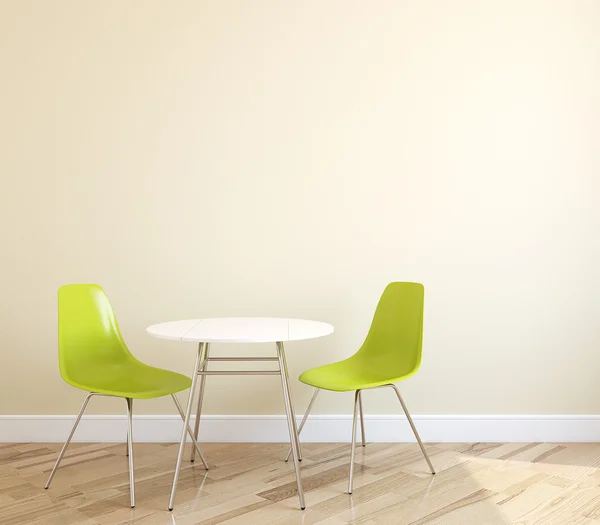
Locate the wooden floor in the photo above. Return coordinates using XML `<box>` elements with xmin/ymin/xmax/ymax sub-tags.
<box><xmin>2</xmin><ymin>442</ymin><xmax>600</xmax><ymax>524</ymax></box>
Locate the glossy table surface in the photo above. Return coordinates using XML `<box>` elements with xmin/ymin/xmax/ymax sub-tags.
<box><xmin>147</xmin><ymin>317</ymin><xmax>334</xmax><ymax>343</ymax></box>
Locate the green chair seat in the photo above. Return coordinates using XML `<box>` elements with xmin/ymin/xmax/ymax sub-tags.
<box><xmin>299</xmin><ymin>355</ymin><xmax>419</xmax><ymax>392</ymax></box>
<box><xmin>63</xmin><ymin>360</ymin><xmax>192</xmax><ymax>399</ymax></box>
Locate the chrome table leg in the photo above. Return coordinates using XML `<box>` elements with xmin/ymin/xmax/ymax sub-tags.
<box><xmin>171</xmin><ymin>394</ymin><xmax>208</xmax><ymax>469</ymax></box>
<box><xmin>191</xmin><ymin>343</ymin><xmax>210</xmax><ymax>462</ymax></box>
<box><xmin>168</xmin><ymin>343</ymin><xmax>206</xmax><ymax>511</ymax></box>
<box><xmin>276</xmin><ymin>342</ymin><xmax>305</xmax><ymax>510</ymax></box>
<box><xmin>285</xmin><ymin>388</ymin><xmax>319</xmax><ymax>462</ymax></box>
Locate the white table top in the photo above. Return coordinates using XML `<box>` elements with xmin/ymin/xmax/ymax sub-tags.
<box><xmin>147</xmin><ymin>317</ymin><xmax>334</xmax><ymax>343</ymax></box>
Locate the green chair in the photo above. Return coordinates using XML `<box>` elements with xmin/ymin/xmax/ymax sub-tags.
<box><xmin>290</xmin><ymin>282</ymin><xmax>435</xmax><ymax>493</ymax></box>
<box><xmin>45</xmin><ymin>284</ymin><xmax>208</xmax><ymax>508</ymax></box>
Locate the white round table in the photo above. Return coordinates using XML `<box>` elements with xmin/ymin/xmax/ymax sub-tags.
<box><xmin>147</xmin><ymin>317</ymin><xmax>334</xmax><ymax>511</ymax></box>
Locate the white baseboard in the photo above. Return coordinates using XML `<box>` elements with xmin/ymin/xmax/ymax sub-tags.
<box><xmin>1</xmin><ymin>414</ymin><xmax>600</xmax><ymax>443</ymax></box>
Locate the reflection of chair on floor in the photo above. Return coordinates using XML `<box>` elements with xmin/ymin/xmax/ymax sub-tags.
<box><xmin>45</xmin><ymin>284</ymin><xmax>208</xmax><ymax>508</ymax></box>
<box><xmin>290</xmin><ymin>282</ymin><xmax>436</xmax><ymax>493</ymax></box>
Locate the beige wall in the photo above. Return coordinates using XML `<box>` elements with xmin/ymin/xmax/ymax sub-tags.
<box><xmin>1</xmin><ymin>1</ymin><xmax>599</xmax><ymax>416</ymax></box>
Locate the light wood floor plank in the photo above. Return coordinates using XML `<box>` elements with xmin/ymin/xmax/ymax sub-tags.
<box><xmin>2</xmin><ymin>442</ymin><xmax>600</xmax><ymax>524</ymax></box>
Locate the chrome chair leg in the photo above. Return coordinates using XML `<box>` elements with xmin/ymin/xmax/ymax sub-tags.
<box><xmin>358</xmin><ymin>390</ymin><xmax>366</xmax><ymax>447</ymax></box>
<box><xmin>45</xmin><ymin>392</ymin><xmax>94</xmax><ymax>489</ymax></box>
<box><xmin>125</xmin><ymin>398</ymin><xmax>135</xmax><ymax>508</ymax></box>
<box><xmin>348</xmin><ymin>389</ymin><xmax>360</xmax><ymax>494</ymax></box>
<box><xmin>285</xmin><ymin>388</ymin><xmax>319</xmax><ymax>463</ymax></box>
<box><xmin>171</xmin><ymin>394</ymin><xmax>208</xmax><ymax>469</ymax></box>
<box><xmin>191</xmin><ymin>343</ymin><xmax>210</xmax><ymax>462</ymax></box>
<box><xmin>276</xmin><ymin>342</ymin><xmax>305</xmax><ymax>510</ymax></box>
<box><xmin>389</xmin><ymin>384</ymin><xmax>435</xmax><ymax>475</ymax></box>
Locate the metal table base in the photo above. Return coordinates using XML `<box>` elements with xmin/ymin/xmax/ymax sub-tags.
<box><xmin>168</xmin><ymin>342</ymin><xmax>305</xmax><ymax>511</ymax></box>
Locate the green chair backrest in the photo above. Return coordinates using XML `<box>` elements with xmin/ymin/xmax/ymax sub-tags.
<box><xmin>356</xmin><ymin>282</ymin><xmax>425</xmax><ymax>377</ymax></box>
<box><xmin>58</xmin><ymin>284</ymin><xmax>133</xmax><ymax>383</ymax></box>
